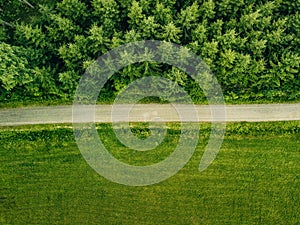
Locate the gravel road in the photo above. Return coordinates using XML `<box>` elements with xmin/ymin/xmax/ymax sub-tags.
<box><xmin>0</xmin><ymin>103</ymin><xmax>300</xmax><ymax>126</ymax></box>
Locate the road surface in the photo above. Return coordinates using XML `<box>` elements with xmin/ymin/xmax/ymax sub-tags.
<box><xmin>0</xmin><ymin>103</ymin><xmax>300</xmax><ymax>126</ymax></box>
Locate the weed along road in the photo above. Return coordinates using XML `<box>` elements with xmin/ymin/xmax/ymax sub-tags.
<box><xmin>0</xmin><ymin>103</ymin><xmax>300</xmax><ymax>126</ymax></box>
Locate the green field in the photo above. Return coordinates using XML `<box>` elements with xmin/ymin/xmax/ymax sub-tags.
<box><xmin>1</xmin><ymin>122</ymin><xmax>299</xmax><ymax>224</ymax></box>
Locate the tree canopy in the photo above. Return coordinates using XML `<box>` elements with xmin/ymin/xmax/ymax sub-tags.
<box><xmin>0</xmin><ymin>0</ymin><xmax>299</xmax><ymax>103</ymax></box>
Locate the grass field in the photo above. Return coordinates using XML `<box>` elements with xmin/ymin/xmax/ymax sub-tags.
<box><xmin>0</xmin><ymin>122</ymin><xmax>299</xmax><ymax>224</ymax></box>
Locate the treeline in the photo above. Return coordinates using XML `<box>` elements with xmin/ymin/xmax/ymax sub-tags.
<box><xmin>1</xmin><ymin>0</ymin><xmax>299</xmax><ymax>104</ymax></box>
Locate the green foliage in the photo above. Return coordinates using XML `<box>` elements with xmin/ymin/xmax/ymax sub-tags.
<box><xmin>192</xmin><ymin>23</ymin><xmax>207</xmax><ymax>44</ymax></box>
<box><xmin>30</xmin><ymin>66</ymin><xmax>58</xmax><ymax>97</ymax></box>
<box><xmin>15</xmin><ymin>23</ymin><xmax>46</xmax><ymax>48</ymax></box>
<box><xmin>0</xmin><ymin>0</ymin><xmax>299</xmax><ymax>104</ymax></box>
<box><xmin>56</xmin><ymin>0</ymin><xmax>89</xmax><ymax>28</ymax></box>
<box><xmin>0</xmin><ymin>43</ymin><xmax>33</xmax><ymax>91</ymax></box>
<box><xmin>0</xmin><ymin>0</ymin><xmax>34</xmax><ymax>24</ymax></box>
<box><xmin>153</xmin><ymin>2</ymin><xmax>173</xmax><ymax>25</ymax></box>
<box><xmin>58</xmin><ymin>35</ymin><xmax>88</xmax><ymax>71</ymax></box>
<box><xmin>0</xmin><ymin>27</ymin><xmax>8</xmax><ymax>42</ymax></box>
<box><xmin>128</xmin><ymin>1</ymin><xmax>145</xmax><ymax>30</ymax></box>
<box><xmin>87</xmin><ymin>24</ymin><xmax>110</xmax><ymax>56</ymax></box>
<box><xmin>46</xmin><ymin>14</ymin><xmax>81</xmax><ymax>43</ymax></box>
<box><xmin>92</xmin><ymin>0</ymin><xmax>120</xmax><ymax>35</ymax></box>
<box><xmin>199</xmin><ymin>0</ymin><xmax>215</xmax><ymax>20</ymax></box>
<box><xmin>0</xmin><ymin>42</ymin><xmax>60</xmax><ymax>99</ymax></box>
<box><xmin>178</xmin><ymin>2</ymin><xmax>199</xmax><ymax>41</ymax></box>
<box><xmin>58</xmin><ymin>70</ymin><xmax>80</xmax><ymax>93</ymax></box>
<box><xmin>160</xmin><ymin>22</ymin><xmax>181</xmax><ymax>43</ymax></box>
<box><xmin>140</xmin><ymin>16</ymin><xmax>159</xmax><ymax>39</ymax></box>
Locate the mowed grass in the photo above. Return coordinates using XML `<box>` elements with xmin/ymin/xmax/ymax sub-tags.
<box><xmin>0</xmin><ymin>122</ymin><xmax>299</xmax><ymax>224</ymax></box>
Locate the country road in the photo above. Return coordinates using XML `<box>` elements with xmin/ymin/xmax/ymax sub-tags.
<box><xmin>0</xmin><ymin>103</ymin><xmax>300</xmax><ymax>126</ymax></box>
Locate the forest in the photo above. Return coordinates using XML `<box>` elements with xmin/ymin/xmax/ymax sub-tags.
<box><xmin>1</xmin><ymin>0</ymin><xmax>299</xmax><ymax>104</ymax></box>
